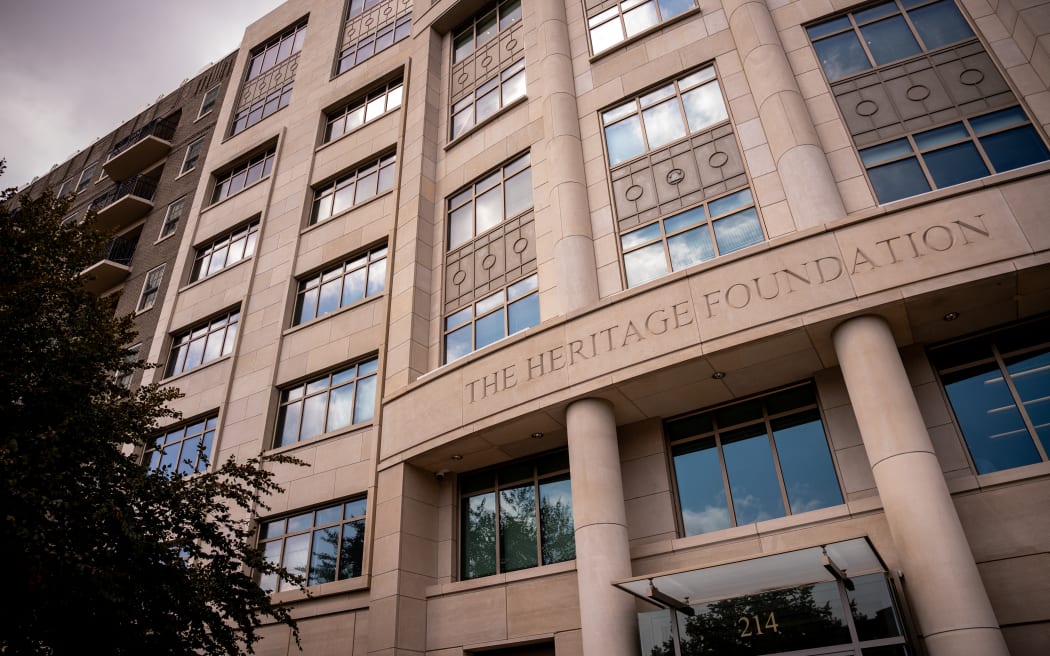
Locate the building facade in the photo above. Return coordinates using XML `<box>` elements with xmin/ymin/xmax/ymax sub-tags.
<box><xmin>24</xmin><ymin>0</ymin><xmax>1050</xmax><ymax>653</ymax></box>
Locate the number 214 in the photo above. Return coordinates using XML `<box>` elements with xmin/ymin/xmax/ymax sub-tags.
<box><xmin>738</xmin><ymin>612</ymin><xmax>780</xmax><ymax>637</ymax></box>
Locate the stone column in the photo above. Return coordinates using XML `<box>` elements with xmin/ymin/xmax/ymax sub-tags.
<box><xmin>723</xmin><ymin>0</ymin><xmax>845</xmax><ymax>228</ymax></box>
<box><xmin>832</xmin><ymin>315</ymin><xmax>1008</xmax><ymax>656</ymax></box>
<box><xmin>534</xmin><ymin>0</ymin><xmax>600</xmax><ymax>313</ymax></box>
<box><xmin>565</xmin><ymin>398</ymin><xmax>639</xmax><ymax>656</ymax></box>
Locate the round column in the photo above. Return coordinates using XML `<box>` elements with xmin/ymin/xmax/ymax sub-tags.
<box><xmin>723</xmin><ymin>0</ymin><xmax>845</xmax><ymax>228</ymax></box>
<box><xmin>832</xmin><ymin>315</ymin><xmax>1008</xmax><ymax>656</ymax></box>
<box><xmin>534</xmin><ymin>0</ymin><xmax>600</xmax><ymax>313</ymax></box>
<box><xmin>566</xmin><ymin>398</ymin><xmax>639</xmax><ymax>656</ymax></box>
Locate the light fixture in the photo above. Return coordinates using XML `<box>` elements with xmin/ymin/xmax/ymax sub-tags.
<box><xmin>450</xmin><ymin>454</ymin><xmax>463</xmax><ymax>461</ymax></box>
<box><xmin>711</xmin><ymin>371</ymin><xmax>726</xmax><ymax>379</ymax></box>
<box><xmin>530</xmin><ymin>432</ymin><xmax>544</xmax><ymax>439</ymax></box>
<box><xmin>943</xmin><ymin>311</ymin><xmax>960</xmax><ymax>321</ymax></box>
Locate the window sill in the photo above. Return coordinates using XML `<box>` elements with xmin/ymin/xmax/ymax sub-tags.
<box><xmin>588</xmin><ymin>7</ymin><xmax>703</xmax><ymax>64</ymax></box>
<box><xmin>975</xmin><ymin>459</ymin><xmax>1050</xmax><ymax>490</ymax></box>
<box><xmin>444</xmin><ymin>94</ymin><xmax>528</xmax><ymax>152</ymax></box>
<box><xmin>267</xmin><ymin>573</ymin><xmax>369</xmax><ymax>604</ymax></box>
<box><xmin>316</xmin><ymin>107</ymin><xmax>401</xmax><ymax>154</ymax></box>
<box><xmin>425</xmin><ymin>559</ymin><xmax>577</xmax><ymax>598</ymax></box>
<box><xmin>265</xmin><ymin>420</ymin><xmax>376</xmax><ymax>458</ymax></box>
<box><xmin>159</xmin><ymin>353</ymin><xmax>233</xmax><ymax>386</ymax></box>
<box><xmin>282</xmin><ymin>293</ymin><xmax>385</xmax><ymax>337</ymax></box>
<box><xmin>201</xmin><ymin>175</ymin><xmax>272</xmax><ymax>215</ymax></box>
<box><xmin>300</xmin><ymin>188</ymin><xmax>394</xmax><ymax>235</ymax></box>
<box><xmin>222</xmin><ymin>104</ymin><xmax>291</xmax><ymax>145</ymax></box>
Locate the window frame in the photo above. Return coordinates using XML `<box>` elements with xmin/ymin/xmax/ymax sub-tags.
<box><xmin>458</xmin><ymin>449</ymin><xmax>575</xmax><ymax>581</ymax></box>
<box><xmin>443</xmin><ymin>273</ymin><xmax>539</xmax><ymax>364</ymax></box>
<box><xmin>190</xmin><ymin>220</ymin><xmax>261</xmax><ymax>283</ymax></box>
<box><xmin>930</xmin><ymin>318</ymin><xmax>1050</xmax><ymax>474</ymax></box>
<box><xmin>137</xmin><ymin>264</ymin><xmax>166</xmax><ymax>312</ymax></box>
<box><xmin>245</xmin><ymin>21</ymin><xmax>307</xmax><ymax>82</ymax></box>
<box><xmin>587</xmin><ymin>0</ymin><xmax>699</xmax><ymax>56</ymax></box>
<box><xmin>446</xmin><ymin>151</ymin><xmax>532</xmax><ymax>250</ymax></box>
<box><xmin>309</xmin><ymin>153</ymin><xmax>397</xmax><ymax>225</ymax></box>
<box><xmin>76</xmin><ymin>163</ymin><xmax>97</xmax><ymax>193</ymax></box>
<box><xmin>231</xmin><ymin>81</ymin><xmax>294</xmax><ymax>136</ymax></box>
<box><xmin>257</xmin><ymin>497</ymin><xmax>367</xmax><ymax>592</ymax></box>
<box><xmin>336</xmin><ymin>13</ymin><xmax>412</xmax><ymax>75</ymax></box>
<box><xmin>667</xmin><ymin>382</ymin><xmax>844</xmax><ymax>537</ymax></box>
<box><xmin>450</xmin><ymin>58</ymin><xmax>526</xmax><ymax>140</ymax></box>
<box><xmin>146</xmin><ymin>414</ymin><xmax>218</xmax><ymax>476</ymax></box>
<box><xmin>211</xmin><ymin>146</ymin><xmax>277</xmax><ymax>205</ymax></box>
<box><xmin>451</xmin><ymin>0</ymin><xmax>522</xmax><ymax>65</ymax></box>
<box><xmin>181</xmin><ymin>138</ymin><xmax>205</xmax><ymax>175</ymax></box>
<box><xmin>323</xmin><ymin>76</ymin><xmax>404</xmax><ymax>144</ymax></box>
<box><xmin>57</xmin><ymin>177</ymin><xmax>75</xmax><ymax>197</ymax></box>
<box><xmin>274</xmin><ymin>356</ymin><xmax>379</xmax><ymax>448</ymax></box>
<box><xmin>293</xmin><ymin>244</ymin><xmax>388</xmax><ymax>325</ymax></box>
<box><xmin>159</xmin><ymin>197</ymin><xmax>186</xmax><ymax>240</ymax></box>
<box><xmin>198</xmin><ymin>85</ymin><xmax>221</xmax><ymax>119</ymax></box>
<box><xmin>165</xmin><ymin>308</ymin><xmax>241</xmax><ymax>378</ymax></box>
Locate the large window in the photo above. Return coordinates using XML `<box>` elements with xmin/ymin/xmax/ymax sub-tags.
<box><xmin>146</xmin><ymin>415</ymin><xmax>217</xmax><ymax>476</ymax></box>
<box><xmin>166</xmin><ymin>310</ymin><xmax>240</xmax><ymax>377</ymax></box>
<box><xmin>211</xmin><ymin>148</ymin><xmax>276</xmax><ymax>204</ymax></box>
<box><xmin>860</xmin><ymin>107</ymin><xmax>1050</xmax><ymax>203</ymax></box>
<box><xmin>460</xmin><ymin>451</ymin><xmax>574</xmax><ymax>580</ymax></box>
<box><xmin>311</xmin><ymin>154</ymin><xmax>396</xmax><ymax>225</ymax></box>
<box><xmin>931</xmin><ymin>318</ymin><xmax>1050</xmax><ymax>474</ymax></box>
<box><xmin>452</xmin><ymin>0</ymin><xmax>521</xmax><ymax>63</ymax></box>
<box><xmin>294</xmin><ymin>245</ymin><xmax>387</xmax><ymax>325</ymax></box>
<box><xmin>451</xmin><ymin>60</ymin><xmax>525</xmax><ymax>139</ymax></box>
<box><xmin>245</xmin><ymin>22</ymin><xmax>306</xmax><ymax>81</ymax></box>
<box><xmin>258</xmin><ymin>498</ymin><xmax>366</xmax><ymax>592</ymax></box>
<box><xmin>325</xmin><ymin>77</ymin><xmax>403</xmax><ymax>143</ymax></box>
<box><xmin>806</xmin><ymin>0</ymin><xmax>974</xmax><ymax>82</ymax></box>
<box><xmin>447</xmin><ymin>152</ymin><xmax>532</xmax><ymax>249</ymax></box>
<box><xmin>602</xmin><ymin>66</ymin><xmax>728</xmax><ymax>166</ymax></box>
<box><xmin>336</xmin><ymin>13</ymin><xmax>411</xmax><ymax>74</ymax></box>
<box><xmin>190</xmin><ymin>221</ymin><xmax>260</xmax><ymax>282</ymax></box>
<box><xmin>232</xmin><ymin>82</ymin><xmax>294</xmax><ymax>136</ymax></box>
<box><xmin>275</xmin><ymin>358</ymin><xmax>378</xmax><ymax>447</ymax></box>
<box><xmin>621</xmin><ymin>188</ymin><xmax>762</xmax><ymax>287</ymax></box>
<box><xmin>444</xmin><ymin>274</ymin><xmax>538</xmax><ymax>363</ymax></box>
<box><xmin>588</xmin><ymin>0</ymin><xmax>697</xmax><ymax>55</ymax></box>
<box><xmin>669</xmin><ymin>384</ymin><xmax>843</xmax><ymax>536</ymax></box>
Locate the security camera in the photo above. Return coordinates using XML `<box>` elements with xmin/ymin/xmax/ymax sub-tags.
<box><xmin>435</xmin><ymin>469</ymin><xmax>450</xmax><ymax>481</ymax></box>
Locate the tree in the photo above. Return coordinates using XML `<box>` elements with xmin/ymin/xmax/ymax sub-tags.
<box><xmin>0</xmin><ymin>161</ymin><xmax>302</xmax><ymax>655</ymax></box>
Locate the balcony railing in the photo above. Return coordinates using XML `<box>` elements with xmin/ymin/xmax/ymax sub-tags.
<box><xmin>89</xmin><ymin>176</ymin><xmax>157</xmax><ymax>233</ymax></box>
<box><xmin>81</xmin><ymin>234</ymin><xmax>139</xmax><ymax>293</ymax></box>
<box><xmin>103</xmin><ymin>117</ymin><xmax>177</xmax><ymax>181</ymax></box>
<box><xmin>102</xmin><ymin>234</ymin><xmax>137</xmax><ymax>265</ymax></box>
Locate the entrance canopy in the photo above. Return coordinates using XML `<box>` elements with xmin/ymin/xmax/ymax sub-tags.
<box><xmin>614</xmin><ymin>537</ymin><xmax>886</xmax><ymax>608</ymax></box>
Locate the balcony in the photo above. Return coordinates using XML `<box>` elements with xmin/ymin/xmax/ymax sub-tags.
<box><xmin>89</xmin><ymin>176</ymin><xmax>157</xmax><ymax>233</ymax></box>
<box><xmin>81</xmin><ymin>234</ymin><xmax>138</xmax><ymax>294</ymax></box>
<box><xmin>103</xmin><ymin>117</ymin><xmax>177</xmax><ymax>181</ymax></box>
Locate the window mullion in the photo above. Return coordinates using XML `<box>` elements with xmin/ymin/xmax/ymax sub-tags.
<box><xmin>908</xmin><ymin>134</ymin><xmax>938</xmax><ymax>190</ymax></box>
<box><xmin>764</xmin><ymin>409</ymin><xmax>793</xmax><ymax>517</ymax></box>
<box><xmin>715</xmin><ymin>430</ymin><xmax>737</xmax><ymax>527</ymax></box>
<box><xmin>993</xmin><ymin>344</ymin><xmax>1050</xmax><ymax>462</ymax></box>
<box><xmin>849</xmin><ymin>16</ymin><xmax>879</xmax><ymax>69</ymax></box>
<box><xmin>493</xmin><ymin>480</ymin><xmax>504</xmax><ymax>575</ymax></box>
<box><xmin>533</xmin><ymin>469</ymin><xmax>543</xmax><ymax>565</ymax></box>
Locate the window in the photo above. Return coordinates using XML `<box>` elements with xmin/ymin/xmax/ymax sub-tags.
<box><xmin>336</xmin><ymin>13</ymin><xmax>412</xmax><ymax>74</ymax></box>
<box><xmin>459</xmin><ymin>450</ymin><xmax>574</xmax><ymax>580</ymax></box>
<box><xmin>190</xmin><ymin>221</ymin><xmax>260</xmax><ymax>282</ymax></box>
<box><xmin>447</xmin><ymin>152</ymin><xmax>531</xmax><ymax>249</ymax></box>
<box><xmin>324</xmin><ymin>77</ymin><xmax>404</xmax><ymax>143</ymax></box>
<box><xmin>211</xmin><ymin>148</ymin><xmax>276</xmax><ymax>204</ymax></box>
<box><xmin>160</xmin><ymin>197</ymin><xmax>185</xmax><ymax>240</ymax></box>
<box><xmin>311</xmin><ymin>153</ymin><xmax>396</xmax><ymax>224</ymax></box>
<box><xmin>602</xmin><ymin>66</ymin><xmax>728</xmax><ymax>167</ymax></box>
<box><xmin>444</xmin><ymin>274</ymin><xmax>538</xmax><ymax>363</ymax></box>
<box><xmin>258</xmin><ymin>498</ymin><xmax>366</xmax><ymax>592</ymax></box>
<box><xmin>930</xmin><ymin>318</ymin><xmax>1050</xmax><ymax>474</ymax></box>
<box><xmin>588</xmin><ymin>0</ymin><xmax>697</xmax><ymax>55</ymax></box>
<box><xmin>118</xmin><ymin>343</ymin><xmax>141</xmax><ymax>389</ymax></box>
<box><xmin>76</xmin><ymin>163</ymin><xmax>97</xmax><ymax>193</ymax></box>
<box><xmin>198</xmin><ymin>85</ymin><xmax>221</xmax><ymax>119</ymax></box>
<box><xmin>58</xmin><ymin>177</ymin><xmax>74</xmax><ymax>197</ymax></box>
<box><xmin>231</xmin><ymin>82</ymin><xmax>294</xmax><ymax>136</ymax></box>
<box><xmin>346</xmin><ymin>0</ymin><xmax>384</xmax><ymax>18</ymax></box>
<box><xmin>246</xmin><ymin>22</ymin><xmax>306</xmax><ymax>82</ymax></box>
<box><xmin>451</xmin><ymin>59</ymin><xmax>525</xmax><ymax>139</ymax></box>
<box><xmin>166</xmin><ymin>309</ymin><xmax>240</xmax><ymax>377</ymax></box>
<box><xmin>621</xmin><ymin>188</ymin><xmax>763</xmax><ymax>287</ymax></box>
<box><xmin>275</xmin><ymin>357</ymin><xmax>378</xmax><ymax>447</ymax></box>
<box><xmin>452</xmin><ymin>0</ymin><xmax>521</xmax><ymax>64</ymax></box>
<box><xmin>146</xmin><ymin>415</ymin><xmax>217</xmax><ymax>476</ymax></box>
<box><xmin>806</xmin><ymin>0</ymin><xmax>974</xmax><ymax>82</ymax></box>
<box><xmin>860</xmin><ymin>106</ymin><xmax>1050</xmax><ymax>203</ymax></box>
<box><xmin>668</xmin><ymin>383</ymin><xmax>843</xmax><ymax>536</ymax></box>
<box><xmin>181</xmin><ymin>138</ymin><xmax>205</xmax><ymax>174</ymax></box>
<box><xmin>294</xmin><ymin>245</ymin><xmax>387</xmax><ymax>325</ymax></box>
<box><xmin>137</xmin><ymin>265</ymin><xmax>166</xmax><ymax>312</ymax></box>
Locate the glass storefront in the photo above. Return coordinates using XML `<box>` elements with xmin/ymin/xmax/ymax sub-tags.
<box><xmin>638</xmin><ymin>574</ymin><xmax>908</xmax><ymax>656</ymax></box>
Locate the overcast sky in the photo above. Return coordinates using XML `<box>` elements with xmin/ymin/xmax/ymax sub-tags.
<box><xmin>0</xmin><ymin>0</ymin><xmax>287</xmax><ymax>190</ymax></box>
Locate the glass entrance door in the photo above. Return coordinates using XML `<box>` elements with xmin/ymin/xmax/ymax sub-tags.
<box><xmin>637</xmin><ymin>574</ymin><xmax>909</xmax><ymax>656</ymax></box>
